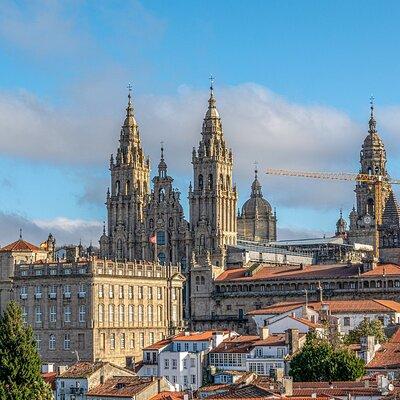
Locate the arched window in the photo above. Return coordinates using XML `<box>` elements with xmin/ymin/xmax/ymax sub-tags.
<box><xmin>367</xmin><ymin>198</ymin><xmax>374</xmax><ymax>216</ymax></box>
<box><xmin>158</xmin><ymin>252</ymin><xmax>166</xmax><ymax>265</ymax></box>
<box><xmin>138</xmin><ymin>305</ymin><xmax>143</xmax><ymax>324</ymax></box>
<box><xmin>198</xmin><ymin>174</ymin><xmax>203</xmax><ymax>190</ymax></box>
<box><xmin>128</xmin><ymin>305</ymin><xmax>134</xmax><ymax>324</ymax></box>
<box><xmin>201</xmin><ymin>276</ymin><xmax>205</xmax><ymax>285</ymax></box>
<box><xmin>108</xmin><ymin>304</ymin><xmax>115</xmax><ymax>323</ymax></box>
<box><xmin>208</xmin><ymin>174</ymin><xmax>213</xmax><ymax>190</ymax></box>
<box><xmin>119</xmin><ymin>304</ymin><xmax>125</xmax><ymax>323</ymax></box>
<box><xmin>157</xmin><ymin>231</ymin><xmax>165</xmax><ymax>245</ymax></box>
<box><xmin>98</xmin><ymin>304</ymin><xmax>104</xmax><ymax>323</ymax></box>
<box><xmin>125</xmin><ymin>180</ymin><xmax>130</xmax><ymax>195</ymax></box>
<box><xmin>159</xmin><ymin>188</ymin><xmax>165</xmax><ymax>202</ymax></box>
<box><xmin>115</xmin><ymin>180</ymin><xmax>120</xmax><ymax>196</ymax></box>
<box><xmin>196</xmin><ymin>276</ymin><xmax>200</xmax><ymax>285</ymax></box>
<box><xmin>49</xmin><ymin>334</ymin><xmax>56</xmax><ymax>350</ymax></box>
<box><xmin>169</xmin><ymin>217</ymin><xmax>174</xmax><ymax>228</ymax></box>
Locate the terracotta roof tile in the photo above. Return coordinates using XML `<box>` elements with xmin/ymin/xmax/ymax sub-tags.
<box><xmin>150</xmin><ymin>392</ymin><xmax>186</xmax><ymax>400</ymax></box>
<box><xmin>366</xmin><ymin>342</ymin><xmax>400</xmax><ymax>369</ymax></box>
<box><xmin>248</xmin><ymin>299</ymin><xmax>400</xmax><ymax>316</ymax></box>
<box><xmin>216</xmin><ymin>263</ymin><xmax>400</xmax><ymax>283</ymax></box>
<box><xmin>87</xmin><ymin>376</ymin><xmax>153</xmax><ymax>397</ymax></box>
<box><xmin>59</xmin><ymin>361</ymin><xmax>107</xmax><ymax>378</ymax></box>
<box><xmin>0</xmin><ymin>239</ymin><xmax>41</xmax><ymax>253</ymax></box>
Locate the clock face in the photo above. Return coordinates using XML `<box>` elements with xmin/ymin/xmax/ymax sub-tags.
<box><xmin>363</xmin><ymin>215</ymin><xmax>372</xmax><ymax>225</ymax></box>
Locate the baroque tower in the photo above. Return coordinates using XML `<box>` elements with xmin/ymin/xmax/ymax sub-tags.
<box><xmin>348</xmin><ymin>100</ymin><xmax>391</xmax><ymax>246</ymax></box>
<box><xmin>100</xmin><ymin>88</ymin><xmax>150</xmax><ymax>260</ymax></box>
<box><xmin>189</xmin><ymin>80</ymin><xmax>237</xmax><ymax>267</ymax></box>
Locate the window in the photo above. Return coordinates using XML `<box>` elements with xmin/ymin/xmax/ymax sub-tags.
<box><xmin>191</xmin><ymin>375</ymin><xmax>196</xmax><ymax>385</ymax></box>
<box><xmin>208</xmin><ymin>173</ymin><xmax>213</xmax><ymax>190</ymax></box>
<box><xmin>183</xmin><ymin>375</ymin><xmax>188</xmax><ymax>386</ymax></box>
<box><xmin>119</xmin><ymin>285</ymin><xmax>124</xmax><ymax>299</ymax></box>
<box><xmin>119</xmin><ymin>304</ymin><xmax>125</xmax><ymax>324</ymax></box>
<box><xmin>78</xmin><ymin>333</ymin><xmax>85</xmax><ymax>350</ymax></box>
<box><xmin>129</xmin><ymin>305</ymin><xmax>134</xmax><ymax>324</ymax></box>
<box><xmin>140</xmin><ymin>333</ymin><xmax>145</xmax><ymax>348</ymax></box>
<box><xmin>147</xmin><ymin>305</ymin><xmax>153</xmax><ymax>324</ymax></box>
<box><xmin>98</xmin><ymin>304</ymin><xmax>104</xmax><ymax>323</ymax></box>
<box><xmin>148</xmin><ymin>287</ymin><xmax>153</xmax><ymax>300</ymax></box>
<box><xmin>64</xmin><ymin>305</ymin><xmax>71</xmax><ymax>323</ymax></box>
<box><xmin>49</xmin><ymin>284</ymin><xmax>57</xmax><ymax>299</ymax></box>
<box><xmin>49</xmin><ymin>334</ymin><xmax>56</xmax><ymax>350</ymax></box>
<box><xmin>193</xmin><ymin>343</ymin><xmax>198</xmax><ymax>352</ymax></box>
<box><xmin>79</xmin><ymin>305</ymin><xmax>86</xmax><ymax>323</ymax></box>
<box><xmin>190</xmin><ymin>358</ymin><xmax>195</xmax><ymax>368</ymax></box>
<box><xmin>172</xmin><ymin>305</ymin><xmax>177</xmax><ymax>323</ymax></box>
<box><xmin>110</xmin><ymin>333</ymin><xmax>115</xmax><ymax>349</ymax></box>
<box><xmin>35</xmin><ymin>285</ymin><xmax>42</xmax><ymax>299</ymax></box>
<box><xmin>128</xmin><ymin>286</ymin><xmax>133</xmax><ymax>299</ymax></box>
<box><xmin>138</xmin><ymin>305</ymin><xmax>144</xmax><ymax>324</ymax></box>
<box><xmin>35</xmin><ymin>306</ymin><xmax>42</xmax><ymax>323</ymax></box>
<box><xmin>35</xmin><ymin>334</ymin><xmax>41</xmax><ymax>350</ymax></box>
<box><xmin>198</xmin><ymin>174</ymin><xmax>203</xmax><ymax>190</ymax></box>
<box><xmin>63</xmin><ymin>334</ymin><xmax>71</xmax><ymax>350</ymax></box>
<box><xmin>115</xmin><ymin>180</ymin><xmax>120</xmax><ymax>195</ymax></box>
<box><xmin>20</xmin><ymin>286</ymin><xmax>27</xmax><ymax>299</ymax></box>
<box><xmin>49</xmin><ymin>305</ymin><xmax>56</xmax><ymax>323</ymax></box>
<box><xmin>109</xmin><ymin>285</ymin><xmax>114</xmax><ymax>299</ymax></box>
<box><xmin>158</xmin><ymin>252</ymin><xmax>166</xmax><ymax>265</ymax></box>
<box><xmin>158</xmin><ymin>306</ymin><xmax>163</xmax><ymax>323</ymax></box>
<box><xmin>184</xmin><ymin>343</ymin><xmax>189</xmax><ymax>351</ymax></box>
<box><xmin>21</xmin><ymin>306</ymin><xmax>27</xmax><ymax>323</ymax></box>
<box><xmin>78</xmin><ymin>283</ymin><xmax>86</xmax><ymax>297</ymax></box>
<box><xmin>120</xmin><ymin>333</ymin><xmax>125</xmax><ymax>349</ymax></box>
<box><xmin>157</xmin><ymin>287</ymin><xmax>162</xmax><ymax>300</ymax></box>
<box><xmin>183</xmin><ymin>358</ymin><xmax>187</xmax><ymax>369</ymax></box>
<box><xmin>172</xmin><ymin>288</ymin><xmax>177</xmax><ymax>300</ymax></box>
<box><xmin>343</xmin><ymin>317</ymin><xmax>350</xmax><ymax>327</ymax></box>
<box><xmin>164</xmin><ymin>359</ymin><xmax>170</xmax><ymax>369</ymax></box>
<box><xmin>63</xmin><ymin>285</ymin><xmax>71</xmax><ymax>298</ymax></box>
<box><xmin>100</xmin><ymin>333</ymin><xmax>105</xmax><ymax>350</ymax></box>
<box><xmin>138</xmin><ymin>286</ymin><xmax>143</xmax><ymax>299</ymax></box>
<box><xmin>109</xmin><ymin>304</ymin><xmax>115</xmax><ymax>324</ymax></box>
<box><xmin>130</xmin><ymin>333</ymin><xmax>135</xmax><ymax>349</ymax></box>
<box><xmin>64</xmin><ymin>268</ymin><xmax>71</xmax><ymax>275</ymax></box>
<box><xmin>172</xmin><ymin>359</ymin><xmax>177</xmax><ymax>369</ymax></box>
<box><xmin>157</xmin><ymin>231</ymin><xmax>165</xmax><ymax>245</ymax></box>
<box><xmin>149</xmin><ymin>332</ymin><xmax>154</xmax><ymax>344</ymax></box>
<box><xmin>98</xmin><ymin>284</ymin><xmax>104</xmax><ymax>298</ymax></box>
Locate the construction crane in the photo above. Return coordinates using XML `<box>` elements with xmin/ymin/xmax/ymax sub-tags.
<box><xmin>265</xmin><ymin>168</ymin><xmax>400</xmax><ymax>261</ymax></box>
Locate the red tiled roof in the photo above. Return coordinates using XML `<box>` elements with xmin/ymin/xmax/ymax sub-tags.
<box><xmin>0</xmin><ymin>239</ymin><xmax>41</xmax><ymax>253</ymax></box>
<box><xmin>248</xmin><ymin>299</ymin><xmax>400</xmax><ymax>316</ymax></box>
<box><xmin>150</xmin><ymin>392</ymin><xmax>186</xmax><ymax>400</ymax></box>
<box><xmin>215</xmin><ymin>263</ymin><xmax>400</xmax><ymax>283</ymax></box>
<box><xmin>59</xmin><ymin>361</ymin><xmax>107</xmax><ymax>378</ymax></box>
<box><xmin>389</xmin><ymin>327</ymin><xmax>400</xmax><ymax>343</ymax></box>
<box><xmin>366</xmin><ymin>342</ymin><xmax>400</xmax><ymax>369</ymax></box>
<box><xmin>87</xmin><ymin>376</ymin><xmax>153</xmax><ymax>397</ymax></box>
<box><xmin>143</xmin><ymin>337</ymin><xmax>173</xmax><ymax>351</ymax></box>
<box><xmin>173</xmin><ymin>330</ymin><xmax>230</xmax><ymax>342</ymax></box>
<box><xmin>42</xmin><ymin>372</ymin><xmax>57</xmax><ymax>390</ymax></box>
<box><xmin>206</xmin><ymin>384</ymin><xmax>277</xmax><ymax>399</ymax></box>
<box><xmin>289</xmin><ymin>316</ymin><xmax>324</xmax><ymax>329</ymax></box>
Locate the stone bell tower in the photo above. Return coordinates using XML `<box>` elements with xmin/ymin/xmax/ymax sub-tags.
<box><xmin>189</xmin><ymin>79</ymin><xmax>237</xmax><ymax>268</ymax></box>
<box><xmin>100</xmin><ymin>86</ymin><xmax>150</xmax><ymax>260</ymax></box>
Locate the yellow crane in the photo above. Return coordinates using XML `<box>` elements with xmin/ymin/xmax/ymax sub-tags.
<box><xmin>265</xmin><ymin>168</ymin><xmax>400</xmax><ymax>261</ymax></box>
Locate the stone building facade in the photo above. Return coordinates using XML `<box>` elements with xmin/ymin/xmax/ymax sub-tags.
<box><xmin>13</xmin><ymin>258</ymin><xmax>185</xmax><ymax>367</ymax></box>
<box><xmin>238</xmin><ymin>168</ymin><xmax>276</xmax><ymax>242</ymax></box>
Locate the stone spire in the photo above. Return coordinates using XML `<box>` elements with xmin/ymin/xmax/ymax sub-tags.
<box><xmin>251</xmin><ymin>164</ymin><xmax>262</xmax><ymax>198</ymax></box>
<box><xmin>123</xmin><ymin>83</ymin><xmax>137</xmax><ymax>128</ymax></box>
<box><xmin>335</xmin><ymin>208</ymin><xmax>347</xmax><ymax>237</ymax></box>
<box><xmin>158</xmin><ymin>142</ymin><xmax>168</xmax><ymax>178</ymax></box>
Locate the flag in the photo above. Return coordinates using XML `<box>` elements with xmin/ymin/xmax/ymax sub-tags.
<box><xmin>149</xmin><ymin>235</ymin><xmax>157</xmax><ymax>244</ymax></box>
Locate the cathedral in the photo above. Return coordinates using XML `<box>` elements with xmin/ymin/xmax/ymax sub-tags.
<box><xmin>99</xmin><ymin>82</ymin><xmax>277</xmax><ymax>317</ymax></box>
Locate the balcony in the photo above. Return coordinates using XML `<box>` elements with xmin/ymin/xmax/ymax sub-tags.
<box><xmin>49</xmin><ymin>293</ymin><xmax>57</xmax><ymax>299</ymax></box>
<box><xmin>63</xmin><ymin>293</ymin><xmax>71</xmax><ymax>299</ymax></box>
<box><xmin>34</xmin><ymin>293</ymin><xmax>42</xmax><ymax>299</ymax></box>
<box><xmin>78</xmin><ymin>292</ymin><xmax>86</xmax><ymax>298</ymax></box>
<box><xmin>20</xmin><ymin>293</ymin><xmax>27</xmax><ymax>300</ymax></box>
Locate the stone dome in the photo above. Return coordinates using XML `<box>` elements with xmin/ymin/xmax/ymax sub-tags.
<box><xmin>241</xmin><ymin>169</ymin><xmax>272</xmax><ymax>218</ymax></box>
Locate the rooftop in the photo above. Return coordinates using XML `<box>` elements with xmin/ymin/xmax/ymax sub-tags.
<box><xmin>0</xmin><ymin>238</ymin><xmax>41</xmax><ymax>253</ymax></box>
<box><xmin>59</xmin><ymin>361</ymin><xmax>107</xmax><ymax>378</ymax></box>
<box><xmin>367</xmin><ymin>328</ymin><xmax>400</xmax><ymax>370</ymax></box>
<box><xmin>215</xmin><ymin>263</ymin><xmax>400</xmax><ymax>283</ymax></box>
<box><xmin>86</xmin><ymin>376</ymin><xmax>154</xmax><ymax>398</ymax></box>
<box><xmin>248</xmin><ymin>299</ymin><xmax>400</xmax><ymax>316</ymax></box>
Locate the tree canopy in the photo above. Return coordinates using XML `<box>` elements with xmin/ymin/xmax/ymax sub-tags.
<box><xmin>0</xmin><ymin>301</ymin><xmax>53</xmax><ymax>400</ymax></box>
<box><xmin>289</xmin><ymin>332</ymin><xmax>365</xmax><ymax>382</ymax></box>
<box><xmin>343</xmin><ymin>319</ymin><xmax>386</xmax><ymax>345</ymax></box>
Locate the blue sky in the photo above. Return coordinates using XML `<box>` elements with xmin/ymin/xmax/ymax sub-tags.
<box><xmin>0</xmin><ymin>0</ymin><xmax>400</xmax><ymax>245</ymax></box>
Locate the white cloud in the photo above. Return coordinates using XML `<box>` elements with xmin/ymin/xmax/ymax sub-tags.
<box><xmin>0</xmin><ymin>82</ymin><xmax>392</xmax><ymax>215</ymax></box>
<box><xmin>0</xmin><ymin>212</ymin><xmax>101</xmax><ymax>248</ymax></box>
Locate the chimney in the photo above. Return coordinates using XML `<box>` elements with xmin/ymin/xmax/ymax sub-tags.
<box><xmin>212</xmin><ymin>331</ymin><xmax>225</xmax><ymax>347</ymax></box>
<box><xmin>260</xmin><ymin>327</ymin><xmax>269</xmax><ymax>340</ymax></box>
<box><xmin>282</xmin><ymin>377</ymin><xmax>293</xmax><ymax>396</ymax></box>
<box><xmin>285</xmin><ymin>329</ymin><xmax>300</xmax><ymax>354</ymax></box>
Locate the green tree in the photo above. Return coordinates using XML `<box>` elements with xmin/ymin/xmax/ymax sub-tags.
<box><xmin>0</xmin><ymin>301</ymin><xmax>52</xmax><ymax>400</ymax></box>
<box><xmin>289</xmin><ymin>332</ymin><xmax>365</xmax><ymax>382</ymax></box>
<box><xmin>344</xmin><ymin>319</ymin><xmax>386</xmax><ymax>345</ymax></box>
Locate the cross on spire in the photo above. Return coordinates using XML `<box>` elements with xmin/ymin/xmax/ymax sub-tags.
<box><xmin>209</xmin><ymin>75</ymin><xmax>215</xmax><ymax>92</ymax></box>
<box><xmin>19</xmin><ymin>228</ymin><xmax>22</xmax><ymax>240</ymax></box>
<box><xmin>254</xmin><ymin>161</ymin><xmax>259</xmax><ymax>178</ymax></box>
<box><xmin>127</xmin><ymin>82</ymin><xmax>133</xmax><ymax>104</ymax></box>
<box><xmin>160</xmin><ymin>141</ymin><xmax>164</xmax><ymax>160</ymax></box>
<box><xmin>370</xmin><ymin>94</ymin><xmax>375</xmax><ymax>118</ymax></box>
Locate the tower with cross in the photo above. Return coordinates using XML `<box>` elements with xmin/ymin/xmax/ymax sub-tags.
<box><xmin>100</xmin><ymin>84</ymin><xmax>151</xmax><ymax>261</ymax></box>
